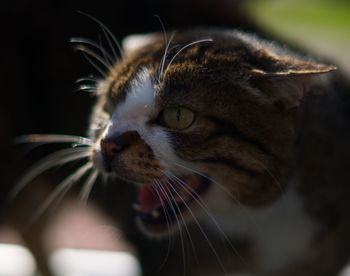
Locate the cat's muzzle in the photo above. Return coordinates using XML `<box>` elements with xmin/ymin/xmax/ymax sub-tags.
<box><xmin>134</xmin><ymin>174</ymin><xmax>211</xmax><ymax>235</ymax></box>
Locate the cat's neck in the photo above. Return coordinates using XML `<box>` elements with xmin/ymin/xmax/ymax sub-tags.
<box><xmin>202</xmin><ymin>177</ymin><xmax>319</xmax><ymax>272</ymax></box>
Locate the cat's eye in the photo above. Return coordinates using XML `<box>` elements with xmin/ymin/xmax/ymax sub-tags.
<box><xmin>161</xmin><ymin>106</ymin><xmax>195</xmax><ymax>130</ymax></box>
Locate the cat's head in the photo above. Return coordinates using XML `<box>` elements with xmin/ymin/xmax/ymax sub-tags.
<box><xmin>89</xmin><ymin>29</ymin><xmax>335</xmax><ymax>237</ymax></box>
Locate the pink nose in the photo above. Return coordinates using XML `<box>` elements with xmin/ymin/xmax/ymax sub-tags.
<box><xmin>100</xmin><ymin>131</ymin><xmax>140</xmax><ymax>172</ymax></box>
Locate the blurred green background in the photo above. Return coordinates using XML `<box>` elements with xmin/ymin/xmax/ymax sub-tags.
<box><xmin>245</xmin><ymin>0</ymin><xmax>350</xmax><ymax>72</ymax></box>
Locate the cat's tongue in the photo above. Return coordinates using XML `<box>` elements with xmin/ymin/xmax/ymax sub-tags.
<box><xmin>138</xmin><ymin>186</ymin><xmax>163</xmax><ymax>212</ymax></box>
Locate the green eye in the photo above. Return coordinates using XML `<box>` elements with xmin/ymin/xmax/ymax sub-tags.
<box><xmin>161</xmin><ymin>106</ymin><xmax>195</xmax><ymax>130</ymax></box>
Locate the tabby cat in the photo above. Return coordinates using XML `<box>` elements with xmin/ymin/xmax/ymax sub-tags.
<box><xmin>19</xmin><ymin>28</ymin><xmax>350</xmax><ymax>276</ymax></box>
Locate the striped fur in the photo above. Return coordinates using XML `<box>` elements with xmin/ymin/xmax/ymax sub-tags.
<box><xmin>89</xmin><ymin>29</ymin><xmax>350</xmax><ymax>275</ymax></box>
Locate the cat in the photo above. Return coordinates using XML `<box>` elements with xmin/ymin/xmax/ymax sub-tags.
<box><xmin>17</xmin><ymin>28</ymin><xmax>350</xmax><ymax>276</ymax></box>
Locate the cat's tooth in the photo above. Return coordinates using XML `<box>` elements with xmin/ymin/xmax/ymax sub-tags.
<box><xmin>133</xmin><ymin>203</ymin><xmax>142</xmax><ymax>212</ymax></box>
<box><xmin>151</xmin><ymin>210</ymin><xmax>160</xmax><ymax>218</ymax></box>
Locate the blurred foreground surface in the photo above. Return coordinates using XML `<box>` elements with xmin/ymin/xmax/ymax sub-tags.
<box><xmin>0</xmin><ymin>201</ymin><xmax>141</xmax><ymax>276</ymax></box>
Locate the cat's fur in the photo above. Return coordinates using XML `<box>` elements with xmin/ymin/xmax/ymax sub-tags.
<box><xmin>87</xmin><ymin>28</ymin><xmax>350</xmax><ymax>276</ymax></box>
<box><xmin>14</xmin><ymin>27</ymin><xmax>350</xmax><ymax>276</ymax></box>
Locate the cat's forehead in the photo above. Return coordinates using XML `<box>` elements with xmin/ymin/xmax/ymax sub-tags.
<box><xmin>103</xmin><ymin>30</ymin><xmax>253</xmax><ymax>103</ymax></box>
<box><xmin>112</xmin><ymin>68</ymin><xmax>156</xmax><ymax>120</ymax></box>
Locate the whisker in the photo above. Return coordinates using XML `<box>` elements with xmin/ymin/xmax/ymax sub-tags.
<box><xmin>158</xmin><ymin>31</ymin><xmax>176</xmax><ymax>84</ymax></box>
<box><xmin>163</xmin><ymin>179</ymin><xmax>200</xmax><ymax>274</ymax></box>
<box><xmin>164</xmin><ymin>177</ymin><xmax>228</xmax><ymax>275</ymax></box>
<box><xmin>174</xmin><ymin>162</ymin><xmax>256</xmax><ymax>229</ymax></box>
<box><xmin>174</xmin><ymin>163</ymin><xmax>233</xmax><ymax>197</ymax></box>
<box><xmin>162</xmin><ymin>183</ymin><xmax>190</xmax><ymax>275</ymax></box>
<box><xmin>31</xmin><ymin>162</ymin><xmax>93</xmax><ymax>223</ymax></box>
<box><xmin>151</xmin><ymin>182</ymin><xmax>173</xmax><ymax>270</ymax></box>
<box><xmin>155</xmin><ymin>181</ymin><xmax>187</xmax><ymax>275</ymax></box>
<box><xmin>162</xmin><ymin>39</ymin><xmax>213</xmax><ymax>79</ymax></box>
<box><xmin>99</xmin><ymin>26</ymin><xmax>118</xmax><ymax>63</ymax></box>
<box><xmin>74</xmin><ymin>45</ymin><xmax>111</xmax><ymax>71</ymax></box>
<box><xmin>11</xmin><ymin>148</ymin><xmax>90</xmax><ymax>199</ymax></box>
<box><xmin>81</xmin><ymin>52</ymin><xmax>106</xmax><ymax>77</ymax></box>
<box><xmin>76</xmin><ymin>76</ymin><xmax>99</xmax><ymax>84</ymax></box>
<box><xmin>98</xmin><ymin>32</ymin><xmax>113</xmax><ymax>69</ymax></box>
<box><xmin>75</xmin><ymin>84</ymin><xmax>98</xmax><ymax>94</ymax></box>
<box><xmin>79</xmin><ymin>169</ymin><xmax>99</xmax><ymax>205</ymax></box>
<box><xmin>174</xmin><ymin>163</ymin><xmax>242</xmax><ymax>206</ymax></box>
<box><xmin>78</xmin><ymin>11</ymin><xmax>123</xmax><ymax>60</ymax></box>
<box><xmin>70</xmin><ymin>37</ymin><xmax>114</xmax><ymax>66</ymax></box>
<box><xmin>15</xmin><ymin>134</ymin><xmax>94</xmax><ymax>146</ymax></box>
<box><xmin>154</xmin><ymin>15</ymin><xmax>167</xmax><ymax>44</ymax></box>
<box><xmin>154</xmin><ymin>14</ymin><xmax>170</xmax><ymax>83</ymax></box>
<box><xmin>164</xmin><ymin>170</ymin><xmax>248</xmax><ymax>266</ymax></box>
<box><xmin>257</xmin><ymin>161</ymin><xmax>284</xmax><ymax>193</ymax></box>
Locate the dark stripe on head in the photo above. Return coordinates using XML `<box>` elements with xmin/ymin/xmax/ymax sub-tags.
<box><xmin>204</xmin><ymin>115</ymin><xmax>274</xmax><ymax>158</ymax></box>
<box><xmin>183</xmin><ymin>156</ymin><xmax>261</xmax><ymax>176</ymax></box>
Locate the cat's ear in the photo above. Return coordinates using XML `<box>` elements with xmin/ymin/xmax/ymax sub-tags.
<box><xmin>122</xmin><ymin>33</ymin><xmax>157</xmax><ymax>55</ymax></box>
<box><xmin>250</xmin><ymin>48</ymin><xmax>336</xmax><ymax>108</ymax></box>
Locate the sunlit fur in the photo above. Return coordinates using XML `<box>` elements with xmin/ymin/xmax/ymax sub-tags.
<box><xmin>89</xmin><ymin>28</ymin><xmax>350</xmax><ymax>276</ymax></box>
<box><xmin>16</xmin><ymin>26</ymin><xmax>350</xmax><ymax>276</ymax></box>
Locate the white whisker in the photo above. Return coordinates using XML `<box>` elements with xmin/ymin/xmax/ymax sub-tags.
<box><xmin>174</xmin><ymin>162</ymin><xmax>233</xmax><ymax>197</ymax></box>
<box><xmin>158</xmin><ymin>31</ymin><xmax>176</xmax><ymax>84</ymax></box>
<box><xmin>154</xmin><ymin>14</ymin><xmax>167</xmax><ymax>44</ymax></box>
<box><xmin>81</xmin><ymin>52</ymin><xmax>106</xmax><ymax>77</ymax></box>
<box><xmin>257</xmin><ymin>161</ymin><xmax>284</xmax><ymax>193</ymax></box>
<box><xmin>76</xmin><ymin>76</ymin><xmax>99</xmax><ymax>84</ymax></box>
<box><xmin>164</xmin><ymin>177</ymin><xmax>228</xmax><ymax>275</ymax></box>
<box><xmin>79</xmin><ymin>169</ymin><xmax>99</xmax><ymax>205</ymax></box>
<box><xmin>175</xmin><ymin>163</ymin><xmax>241</xmax><ymax>205</ymax></box>
<box><xmin>75</xmin><ymin>84</ymin><xmax>98</xmax><ymax>93</ymax></box>
<box><xmin>155</xmin><ymin>181</ymin><xmax>187</xmax><ymax>275</ymax></box>
<box><xmin>98</xmin><ymin>32</ymin><xmax>113</xmax><ymax>70</ymax></box>
<box><xmin>164</xmin><ymin>170</ymin><xmax>248</xmax><ymax>266</ymax></box>
<box><xmin>163</xmin><ymin>179</ymin><xmax>200</xmax><ymax>273</ymax></box>
<box><xmin>74</xmin><ymin>45</ymin><xmax>111</xmax><ymax>71</ymax></box>
<box><xmin>31</xmin><ymin>162</ymin><xmax>93</xmax><ymax>223</ymax></box>
<box><xmin>78</xmin><ymin>11</ymin><xmax>123</xmax><ymax>60</ymax></box>
<box><xmin>174</xmin><ymin>162</ymin><xmax>255</xmax><ymax>226</ymax></box>
<box><xmin>151</xmin><ymin>182</ymin><xmax>173</xmax><ymax>270</ymax></box>
<box><xmin>15</xmin><ymin>134</ymin><xmax>94</xmax><ymax>146</ymax></box>
<box><xmin>162</xmin><ymin>39</ymin><xmax>213</xmax><ymax>79</ymax></box>
<box><xmin>70</xmin><ymin>37</ymin><xmax>114</xmax><ymax>66</ymax></box>
<box><xmin>11</xmin><ymin>148</ymin><xmax>90</xmax><ymax>199</ymax></box>
<box><xmin>99</xmin><ymin>27</ymin><xmax>118</xmax><ymax>64</ymax></box>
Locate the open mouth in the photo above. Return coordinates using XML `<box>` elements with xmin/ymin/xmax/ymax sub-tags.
<box><xmin>133</xmin><ymin>175</ymin><xmax>211</xmax><ymax>229</ymax></box>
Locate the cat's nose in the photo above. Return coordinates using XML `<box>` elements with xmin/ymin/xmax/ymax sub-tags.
<box><xmin>100</xmin><ymin>131</ymin><xmax>140</xmax><ymax>172</ymax></box>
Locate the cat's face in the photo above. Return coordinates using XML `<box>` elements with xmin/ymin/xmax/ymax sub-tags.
<box><xmin>89</xmin><ymin>29</ymin><xmax>334</xmax><ymax>236</ymax></box>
